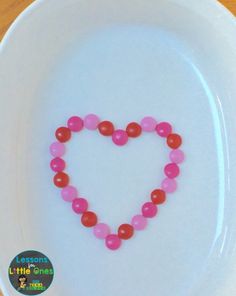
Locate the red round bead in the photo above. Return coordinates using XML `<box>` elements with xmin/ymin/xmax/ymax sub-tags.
<box><xmin>167</xmin><ymin>133</ymin><xmax>182</xmax><ymax>149</ymax></box>
<box><xmin>118</xmin><ymin>224</ymin><xmax>134</xmax><ymax>240</ymax></box>
<box><xmin>53</xmin><ymin>172</ymin><xmax>69</xmax><ymax>188</ymax></box>
<box><xmin>98</xmin><ymin>121</ymin><xmax>114</xmax><ymax>136</ymax></box>
<box><xmin>151</xmin><ymin>189</ymin><xmax>166</xmax><ymax>204</ymax></box>
<box><xmin>81</xmin><ymin>211</ymin><xmax>98</xmax><ymax>227</ymax></box>
<box><xmin>126</xmin><ymin>122</ymin><xmax>142</xmax><ymax>138</ymax></box>
<box><xmin>55</xmin><ymin>127</ymin><xmax>71</xmax><ymax>143</ymax></box>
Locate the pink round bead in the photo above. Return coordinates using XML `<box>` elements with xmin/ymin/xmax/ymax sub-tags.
<box><xmin>105</xmin><ymin>234</ymin><xmax>122</xmax><ymax>250</ymax></box>
<box><xmin>131</xmin><ymin>215</ymin><xmax>147</xmax><ymax>230</ymax></box>
<box><xmin>61</xmin><ymin>186</ymin><xmax>78</xmax><ymax>202</ymax></box>
<box><xmin>50</xmin><ymin>157</ymin><xmax>65</xmax><ymax>172</ymax></box>
<box><xmin>164</xmin><ymin>163</ymin><xmax>180</xmax><ymax>178</ymax></box>
<box><xmin>140</xmin><ymin>116</ymin><xmax>157</xmax><ymax>132</ymax></box>
<box><xmin>142</xmin><ymin>202</ymin><xmax>158</xmax><ymax>218</ymax></box>
<box><xmin>50</xmin><ymin>142</ymin><xmax>65</xmax><ymax>157</ymax></box>
<box><xmin>84</xmin><ymin>114</ymin><xmax>100</xmax><ymax>130</ymax></box>
<box><xmin>156</xmin><ymin>122</ymin><xmax>172</xmax><ymax>137</ymax></box>
<box><xmin>170</xmin><ymin>149</ymin><xmax>185</xmax><ymax>164</ymax></box>
<box><xmin>67</xmin><ymin>116</ymin><xmax>84</xmax><ymax>132</ymax></box>
<box><xmin>161</xmin><ymin>178</ymin><xmax>177</xmax><ymax>193</ymax></box>
<box><xmin>93</xmin><ymin>223</ymin><xmax>110</xmax><ymax>239</ymax></box>
<box><xmin>72</xmin><ymin>198</ymin><xmax>88</xmax><ymax>214</ymax></box>
<box><xmin>112</xmin><ymin>130</ymin><xmax>128</xmax><ymax>146</ymax></box>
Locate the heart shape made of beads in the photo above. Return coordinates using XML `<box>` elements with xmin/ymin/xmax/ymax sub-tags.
<box><xmin>49</xmin><ymin>114</ymin><xmax>184</xmax><ymax>251</ymax></box>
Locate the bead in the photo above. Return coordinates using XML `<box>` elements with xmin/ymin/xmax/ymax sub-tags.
<box><xmin>50</xmin><ymin>142</ymin><xmax>65</xmax><ymax>157</ymax></box>
<box><xmin>167</xmin><ymin>134</ymin><xmax>182</xmax><ymax>149</ymax></box>
<box><xmin>72</xmin><ymin>198</ymin><xmax>88</xmax><ymax>213</ymax></box>
<box><xmin>98</xmin><ymin>121</ymin><xmax>114</xmax><ymax>136</ymax></box>
<box><xmin>50</xmin><ymin>157</ymin><xmax>65</xmax><ymax>172</ymax></box>
<box><xmin>126</xmin><ymin>122</ymin><xmax>142</xmax><ymax>138</ymax></box>
<box><xmin>61</xmin><ymin>186</ymin><xmax>78</xmax><ymax>202</ymax></box>
<box><xmin>93</xmin><ymin>223</ymin><xmax>110</xmax><ymax>239</ymax></box>
<box><xmin>140</xmin><ymin>116</ymin><xmax>157</xmax><ymax>132</ymax></box>
<box><xmin>131</xmin><ymin>215</ymin><xmax>147</xmax><ymax>230</ymax></box>
<box><xmin>164</xmin><ymin>163</ymin><xmax>180</xmax><ymax>179</ymax></box>
<box><xmin>142</xmin><ymin>202</ymin><xmax>158</xmax><ymax>218</ymax></box>
<box><xmin>151</xmin><ymin>189</ymin><xmax>166</xmax><ymax>204</ymax></box>
<box><xmin>67</xmin><ymin>116</ymin><xmax>83</xmax><ymax>132</ymax></box>
<box><xmin>81</xmin><ymin>211</ymin><xmax>97</xmax><ymax>227</ymax></box>
<box><xmin>55</xmin><ymin>127</ymin><xmax>71</xmax><ymax>142</ymax></box>
<box><xmin>161</xmin><ymin>178</ymin><xmax>177</xmax><ymax>193</ymax></box>
<box><xmin>118</xmin><ymin>224</ymin><xmax>134</xmax><ymax>240</ymax></box>
<box><xmin>170</xmin><ymin>149</ymin><xmax>185</xmax><ymax>164</ymax></box>
<box><xmin>53</xmin><ymin>172</ymin><xmax>69</xmax><ymax>188</ymax></box>
<box><xmin>105</xmin><ymin>234</ymin><xmax>122</xmax><ymax>250</ymax></box>
<box><xmin>112</xmin><ymin>130</ymin><xmax>128</xmax><ymax>146</ymax></box>
<box><xmin>84</xmin><ymin>114</ymin><xmax>100</xmax><ymax>130</ymax></box>
<box><xmin>156</xmin><ymin>122</ymin><xmax>172</xmax><ymax>137</ymax></box>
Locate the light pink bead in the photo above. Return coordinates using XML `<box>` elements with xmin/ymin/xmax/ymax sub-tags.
<box><xmin>142</xmin><ymin>202</ymin><xmax>158</xmax><ymax>218</ymax></box>
<box><xmin>50</xmin><ymin>157</ymin><xmax>65</xmax><ymax>172</ymax></box>
<box><xmin>72</xmin><ymin>198</ymin><xmax>88</xmax><ymax>214</ymax></box>
<box><xmin>105</xmin><ymin>234</ymin><xmax>122</xmax><ymax>250</ymax></box>
<box><xmin>161</xmin><ymin>178</ymin><xmax>177</xmax><ymax>193</ymax></box>
<box><xmin>170</xmin><ymin>149</ymin><xmax>185</xmax><ymax>164</ymax></box>
<box><xmin>93</xmin><ymin>223</ymin><xmax>110</xmax><ymax>239</ymax></box>
<box><xmin>140</xmin><ymin>117</ymin><xmax>157</xmax><ymax>132</ymax></box>
<box><xmin>67</xmin><ymin>116</ymin><xmax>84</xmax><ymax>132</ymax></box>
<box><xmin>156</xmin><ymin>122</ymin><xmax>172</xmax><ymax>137</ymax></box>
<box><xmin>164</xmin><ymin>163</ymin><xmax>180</xmax><ymax>179</ymax></box>
<box><xmin>131</xmin><ymin>215</ymin><xmax>147</xmax><ymax>230</ymax></box>
<box><xmin>50</xmin><ymin>142</ymin><xmax>65</xmax><ymax>157</ymax></box>
<box><xmin>112</xmin><ymin>130</ymin><xmax>128</xmax><ymax>146</ymax></box>
<box><xmin>84</xmin><ymin>114</ymin><xmax>100</xmax><ymax>130</ymax></box>
<box><xmin>61</xmin><ymin>186</ymin><xmax>78</xmax><ymax>202</ymax></box>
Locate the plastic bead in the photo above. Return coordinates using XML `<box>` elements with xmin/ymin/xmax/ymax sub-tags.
<box><xmin>126</xmin><ymin>122</ymin><xmax>142</xmax><ymax>138</ymax></box>
<box><xmin>98</xmin><ymin>121</ymin><xmax>114</xmax><ymax>136</ymax></box>
<box><xmin>53</xmin><ymin>172</ymin><xmax>69</xmax><ymax>188</ymax></box>
<box><xmin>131</xmin><ymin>215</ymin><xmax>147</xmax><ymax>230</ymax></box>
<box><xmin>164</xmin><ymin>163</ymin><xmax>180</xmax><ymax>179</ymax></box>
<box><xmin>169</xmin><ymin>149</ymin><xmax>185</xmax><ymax>164</ymax></box>
<box><xmin>140</xmin><ymin>116</ymin><xmax>157</xmax><ymax>132</ymax></box>
<box><xmin>50</xmin><ymin>142</ymin><xmax>65</xmax><ymax>157</ymax></box>
<box><xmin>156</xmin><ymin>122</ymin><xmax>172</xmax><ymax>137</ymax></box>
<box><xmin>50</xmin><ymin>158</ymin><xmax>65</xmax><ymax>172</ymax></box>
<box><xmin>161</xmin><ymin>178</ymin><xmax>177</xmax><ymax>193</ymax></box>
<box><xmin>55</xmin><ymin>127</ymin><xmax>71</xmax><ymax>142</ymax></box>
<box><xmin>142</xmin><ymin>202</ymin><xmax>158</xmax><ymax>218</ymax></box>
<box><xmin>105</xmin><ymin>234</ymin><xmax>122</xmax><ymax>250</ymax></box>
<box><xmin>118</xmin><ymin>224</ymin><xmax>134</xmax><ymax>240</ymax></box>
<box><xmin>84</xmin><ymin>114</ymin><xmax>100</xmax><ymax>130</ymax></box>
<box><xmin>151</xmin><ymin>189</ymin><xmax>166</xmax><ymax>204</ymax></box>
<box><xmin>93</xmin><ymin>223</ymin><xmax>110</xmax><ymax>239</ymax></box>
<box><xmin>61</xmin><ymin>186</ymin><xmax>78</xmax><ymax>202</ymax></box>
<box><xmin>72</xmin><ymin>198</ymin><xmax>88</xmax><ymax>214</ymax></box>
<box><xmin>67</xmin><ymin>116</ymin><xmax>84</xmax><ymax>132</ymax></box>
<box><xmin>81</xmin><ymin>211</ymin><xmax>98</xmax><ymax>227</ymax></box>
<box><xmin>167</xmin><ymin>134</ymin><xmax>182</xmax><ymax>149</ymax></box>
<box><xmin>112</xmin><ymin>130</ymin><xmax>128</xmax><ymax>146</ymax></box>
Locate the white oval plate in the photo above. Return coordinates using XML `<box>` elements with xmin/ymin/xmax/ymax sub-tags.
<box><xmin>1</xmin><ymin>0</ymin><xmax>236</xmax><ymax>295</ymax></box>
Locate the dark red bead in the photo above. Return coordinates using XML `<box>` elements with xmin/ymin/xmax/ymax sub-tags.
<box><xmin>167</xmin><ymin>133</ymin><xmax>182</xmax><ymax>149</ymax></box>
<box><xmin>55</xmin><ymin>127</ymin><xmax>71</xmax><ymax>142</ymax></box>
<box><xmin>151</xmin><ymin>189</ymin><xmax>166</xmax><ymax>204</ymax></box>
<box><xmin>118</xmin><ymin>224</ymin><xmax>134</xmax><ymax>240</ymax></box>
<box><xmin>53</xmin><ymin>172</ymin><xmax>69</xmax><ymax>188</ymax></box>
<box><xmin>81</xmin><ymin>211</ymin><xmax>98</xmax><ymax>227</ymax></box>
<box><xmin>126</xmin><ymin>122</ymin><xmax>142</xmax><ymax>138</ymax></box>
<box><xmin>98</xmin><ymin>121</ymin><xmax>114</xmax><ymax>136</ymax></box>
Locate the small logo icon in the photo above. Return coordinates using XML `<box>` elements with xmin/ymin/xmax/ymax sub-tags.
<box><xmin>8</xmin><ymin>250</ymin><xmax>54</xmax><ymax>295</ymax></box>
